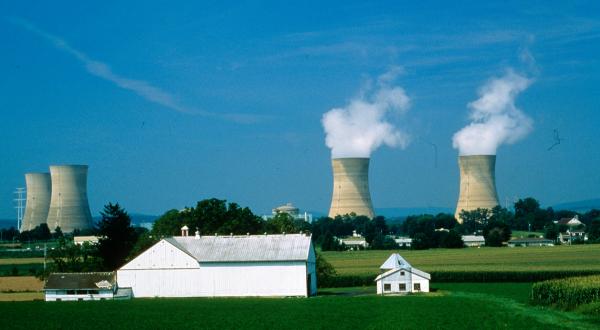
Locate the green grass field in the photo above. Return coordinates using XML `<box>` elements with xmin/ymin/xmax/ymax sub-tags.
<box><xmin>322</xmin><ymin>245</ymin><xmax>600</xmax><ymax>276</ymax></box>
<box><xmin>1</xmin><ymin>283</ymin><xmax>598</xmax><ymax>329</ymax></box>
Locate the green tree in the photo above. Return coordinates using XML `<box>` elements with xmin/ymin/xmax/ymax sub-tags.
<box><xmin>440</xmin><ymin>230</ymin><xmax>464</xmax><ymax>248</ymax></box>
<box><xmin>544</xmin><ymin>223</ymin><xmax>560</xmax><ymax>242</ymax></box>
<box><xmin>411</xmin><ymin>232</ymin><xmax>429</xmax><ymax>250</ymax></box>
<box><xmin>370</xmin><ymin>233</ymin><xmax>398</xmax><ymax>250</ymax></box>
<box><xmin>97</xmin><ymin>203</ymin><xmax>137</xmax><ymax>270</ymax></box>
<box><xmin>152</xmin><ymin>199</ymin><xmax>265</xmax><ymax>237</ymax></box>
<box><xmin>587</xmin><ymin>219</ymin><xmax>600</xmax><ymax>242</ymax></box>
<box><xmin>459</xmin><ymin>208</ymin><xmax>491</xmax><ymax>233</ymax></box>
<box><xmin>483</xmin><ymin>221</ymin><xmax>511</xmax><ymax>247</ymax></box>
<box><xmin>316</xmin><ymin>252</ymin><xmax>337</xmax><ymax>284</ymax></box>
<box><xmin>266</xmin><ymin>213</ymin><xmax>297</xmax><ymax>233</ymax></box>
<box><xmin>319</xmin><ymin>233</ymin><xmax>345</xmax><ymax>251</ymax></box>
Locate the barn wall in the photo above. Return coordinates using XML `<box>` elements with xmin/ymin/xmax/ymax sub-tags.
<box><xmin>120</xmin><ymin>240</ymin><xmax>199</xmax><ymax>270</ymax></box>
<box><xmin>45</xmin><ymin>290</ymin><xmax>114</xmax><ymax>301</ymax></box>
<box><xmin>376</xmin><ymin>269</ymin><xmax>430</xmax><ymax>294</ymax></box>
<box><xmin>307</xmin><ymin>243</ymin><xmax>317</xmax><ymax>295</ymax></box>
<box><xmin>117</xmin><ymin>261</ymin><xmax>308</xmax><ymax>298</ymax></box>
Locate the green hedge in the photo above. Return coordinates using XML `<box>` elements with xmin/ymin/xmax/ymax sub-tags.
<box><xmin>319</xmin><ymin>271</ymin><xmax>600</xmax><ymax>288</ymax></box>
<box><xmin>531</xmin><ymin>275</ymin><xmax>600</xmax><ymax>309</ymax></box>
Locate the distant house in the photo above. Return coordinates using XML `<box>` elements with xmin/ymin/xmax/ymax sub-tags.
<box><xmin>117</xmin><ymin>232</ymin><xmax>316</xmax><ymax>298</ymax></box>
<box><xmin>395</xmin><ymin>237</ymin><xmax>412</xmax><ymax>248</ymax></box>
<box><xmin>339</xmin><ymin>230</ymin><xmax>368</xmax><ymax>249</ymax></box>
<box><xmin>559</xmin><ymin>231</ymin><xmax>588</xmax><ymax>244</ymax></box>
<box><xmin>507</xmin><ymin>237</ymin><xmax>554</xmax><ymax>247</ymax></box>
<box><xmin>557</xmin><ymin>215</ymin><xmax>584</xmax><ymax>227</ymax></box>
<box><xmin>44</xmin><ymin>272</ymin><xmax>130</xmax><ymax>301</ymax></box>
<box><xmin>73</xmin><ymin>236</ymin><xmax>99</xmax><ymax>246</ymax></box>
<box><xmin>375</xmin><ymin>254</ymin><xmax>430</xmax><ymax>294</ymax></box>
<box><xmin>462</xmin><ymin>235</ymin><xmax>485</xmax><ymax>247</ymax></box>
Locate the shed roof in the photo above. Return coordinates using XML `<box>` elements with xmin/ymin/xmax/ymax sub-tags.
<box><xmin>44</xmin><ymin>272</ymin><xmax>115</xmax><ymax>290</ymax></box>
<box><xmin>375</xmin><ymin>267</ymin><xmax>431</xmax><ymax>281</ymax></box>
<box><xmin>508</xmin><ymin>237</ymin><xmax>554</xmax><ymax>244</ymax></box>
<box><xmin>380</xmin><ymin>253</ymin><xmax>412</xmax><ymax>270</ymax></box>
<box><xmin>164</xmin><ymin>234</ymin><xmax>312</xmax><ymax>262</ymax></box>
<box><xmin>462</xmin><ymin>235</ymin><xmax>485</xmax><ymax>242</ymax></box>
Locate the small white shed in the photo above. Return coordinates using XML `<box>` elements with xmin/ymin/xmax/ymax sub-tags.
<box><xmin>375</xmin><ymin>254</ymin><xmax>430</xmax><ymax>294</ymax></box>
<box><xmin>44</xmin><ymin>272</ymin><xmax>117</xmax><ymax>301</ymax></box>
<box><xmin>117</xmin><ymin>233</ymin><xmax>317</xmax><ymax>298</ymax></box>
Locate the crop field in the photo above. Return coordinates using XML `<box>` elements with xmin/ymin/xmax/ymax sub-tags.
<box><xmin>0</xmin><ymin>257</ymin><xmax>45</xmax><ymax>265</ymax></box>
<box><xmin>322</xmin><ymin>245</ymin><xmax>600</xmax><ymax>276</ymax></box>
<box><xmin>0</xmin><ymin>276</ymin><xmax>43</xmax><ymax>292</ymax></box>
<box><xmin>1</xmin><ymin>283</ymin><xmax>599</xmax><ymax>329</ymax></box>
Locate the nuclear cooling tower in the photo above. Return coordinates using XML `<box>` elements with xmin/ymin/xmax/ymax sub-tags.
<box><xmin>21</xmin><ymin>173</ymin><xmax>52</xmax><ymax>232</ymax></box>
<box><xmin>328</xmin><ymin>158</ymin><xmax>375</xmax><ymax>219</ymax></box>
<box><xmin>454</xmin><ymin>155</ymin><xmax>500</xmax><ymax>222</ymax></box>
<box><xmin>46</xmin><ymin>165</ymin><xmax>93</xmax><ymax>232</ymax></box>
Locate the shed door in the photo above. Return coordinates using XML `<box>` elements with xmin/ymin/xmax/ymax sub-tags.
<box><xmin>306</xmin><ymin>273</ymin><xmax>311</xmax><ymax>296</ymax></box>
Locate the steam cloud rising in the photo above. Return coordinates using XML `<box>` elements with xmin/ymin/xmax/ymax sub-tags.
<box><xmin>453</xmin><ymin>70</ymin><xmax>533</xmax><ymax>155</ymax></box>
<box><xmin>322</xmin><ymin>68</ymin><xmax>411</xmax><ymax>158</ymax></box>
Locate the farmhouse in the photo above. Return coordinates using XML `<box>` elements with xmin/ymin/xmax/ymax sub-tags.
<box><xmin>375</xmin><ymin>254</ymin><xmax>430</xmax><ymax>294</ymax></box>
<box><xmin>507</xmin><ymin>237</ymin><xmax>554</xmax><ymax>247</ymax></box>
<box><xmin>117</xmin><ymin>232</ymin><xmax>316</xmax><ymax>298</ymax></box>
<box><xmin>44</xmin><ymin>272</ymin><xmax>128</xmax><ymax>301</ymax></box>
<box><xmin>462</xmin><ymin>235</ymin><xmax>485</xmax><ymax>247</ymax></box>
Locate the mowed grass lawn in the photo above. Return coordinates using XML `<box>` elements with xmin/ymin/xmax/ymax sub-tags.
<box><xmin>2</xmin><ymin>283</ymin><xmax>599</xmax><ymax>329</ymax></box>
<box><xmin>322</xmin><ymin>245</ymin><xmax>600</xmax><ymax>275</ymax></box>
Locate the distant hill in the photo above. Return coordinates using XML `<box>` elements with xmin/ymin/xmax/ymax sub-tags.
<box><xmin>375</xmin><ymin>207</ymin><xmax>454</xmax><ymax>219</ymax></box>
<box><xmin>552</xmin><ymin>199</ymin><xmax>600</xmax><ymax>213</ymax></box>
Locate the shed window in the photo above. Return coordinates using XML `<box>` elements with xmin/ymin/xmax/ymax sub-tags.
<box><xmin>414</xmin><ymin>283</ymin><xmax>421</xmax><ymax>291</ymax></box>
<box><xmin>399</xmin><ymin>283</ymin><xmax>406</xmax><ymax>291</ymax></box>
<box><xmin>400</xmin><ymin>271</ymin><xmax>405</xmax><ymax>276</ymax></box>
<box><xmin>66</xmin><ymin>290</ymin><xmax>75</xmax><ymax>295</ymax></box>
<box><xmin>383</xmin><ymin>284</ymin><xmax>391</xmax><ymax>292</ymax></box>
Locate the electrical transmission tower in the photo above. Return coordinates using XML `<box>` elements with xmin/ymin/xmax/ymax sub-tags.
<box><xmin>14</xmin><ymin>188</ymin><xmax>26</xmax><ymax>231</ymax></box>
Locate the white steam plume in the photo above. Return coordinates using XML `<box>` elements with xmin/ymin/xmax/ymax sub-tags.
<box><xmin>452</xmin><ymin>69</ymin><xmax>533</xmax><ymax>155</ymax></box>
<box><xmin>322</xmin><ymin>68</ymin><xmax>411</xmax><ymax>158</ymax></box>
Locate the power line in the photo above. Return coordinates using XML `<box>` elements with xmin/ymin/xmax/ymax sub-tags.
<box><xmin>14</xmin><ymin>187</ymin><xmax>26</xmax><ymax>230</ymax></box>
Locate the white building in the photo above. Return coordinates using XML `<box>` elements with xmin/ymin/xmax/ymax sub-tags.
<box><xmin>395</xmin><ymin>237</ymin><xmax>412</xmax><ymax>248</ymax></box>
<box><xmin>375</xmin><ymin>254</ymin><xmax>430</xmax><ymax>294</ymax></box>
<box><xmin>73</xmin><ymin>236</ymin><xmax>99</xmax><ymax>246</ymax></box>
<box><xmin>44</xmin><ymin>272</ymin><xmax>127</xmax><ymax>301</ymax></box>
<box><xmin>462</xmin><ymin>235</ymin><xmax>485</xmax><ymax>247</ymax></box>
<box><xmin>339</xmin><ymin>231</ymin><xmax>368</xmax><ymax>249</ymax></box>
<box><xmin>117</xmin><ymin>232</ymin><xmax>317</xmax><ymax>298</ymax></box>
<box><xmin>263</xmin><ymin>203</ymin><xmax>314</xmax><ymax>223</ymax></box>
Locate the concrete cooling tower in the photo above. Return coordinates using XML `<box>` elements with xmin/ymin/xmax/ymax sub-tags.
<box><xmin>46</xmin><ymin>165</ymin><xmax>93</xmax><ymax>232</ymax></box>
<box><xmin>328</xmin><ymin>157</ymin><xmax>375</xmax><ymax>219</ymax></box>
<box><xmin>455</xmin><ymin>155</ymin><xmax>500</xmax><ymax>222</ymax></box>
<box><xmin>21</xmin><ymin>173</ymin><xmax>52</xmax><ymax>232</ymax></box>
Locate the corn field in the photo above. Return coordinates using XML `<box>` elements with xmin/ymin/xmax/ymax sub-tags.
<box><xmin>531</xmin><ymin>275</ymin><xmax>600</xmax><ymax>309</ymax></box>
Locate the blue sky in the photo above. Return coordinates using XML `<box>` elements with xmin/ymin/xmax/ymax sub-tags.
<box><xmin>1</xmin><ymin>1</ymin><xmax>599</xmax><ymax>220</ymax></box>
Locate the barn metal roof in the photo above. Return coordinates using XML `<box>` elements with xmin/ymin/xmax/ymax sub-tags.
<box><xmin>380</xmin><ymin>253</ymin><xmax>412</xmax><ymax>270</ymax></box>
<box><xmin>374</xmin><ymin>267</ymin><xmax>431</xmax><ymax>281</ymax></box>
<box><xmin>164</xmin><ymin>234</ymin><xmax>312</xmax><ymax>262</ymax></box>
<box><xmin>44</xmin><ymin>272</ymin><xmax>115</xmax><ymax>290</ymax></box>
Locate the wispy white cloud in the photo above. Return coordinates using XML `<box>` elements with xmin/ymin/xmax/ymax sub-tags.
<box><xmin>8</xmin><ymin>17</ymin><xmax>265</xmax><ymax>124</ymax></box>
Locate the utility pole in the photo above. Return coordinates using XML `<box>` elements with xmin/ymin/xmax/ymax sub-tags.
<box><xmin>14</xmin><ymin>188</ymin><xmax>26</xmax><ymax>231</ymax></box>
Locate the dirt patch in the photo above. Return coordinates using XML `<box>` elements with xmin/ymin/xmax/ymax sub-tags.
<box><xmin>0</xmin><ymin>276</ymin><xmax>44</xmax><ymax>292</ymax></box>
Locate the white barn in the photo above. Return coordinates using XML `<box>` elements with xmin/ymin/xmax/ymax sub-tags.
<box><xmin>117</xmin><ymin>233</ymin><xmax>317</xmax><ymax>298</ymax></box>
<box><xmin>375</xmin><ymin>254</ymin><xmax>430</xmax><ymax>294</ymax></box>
